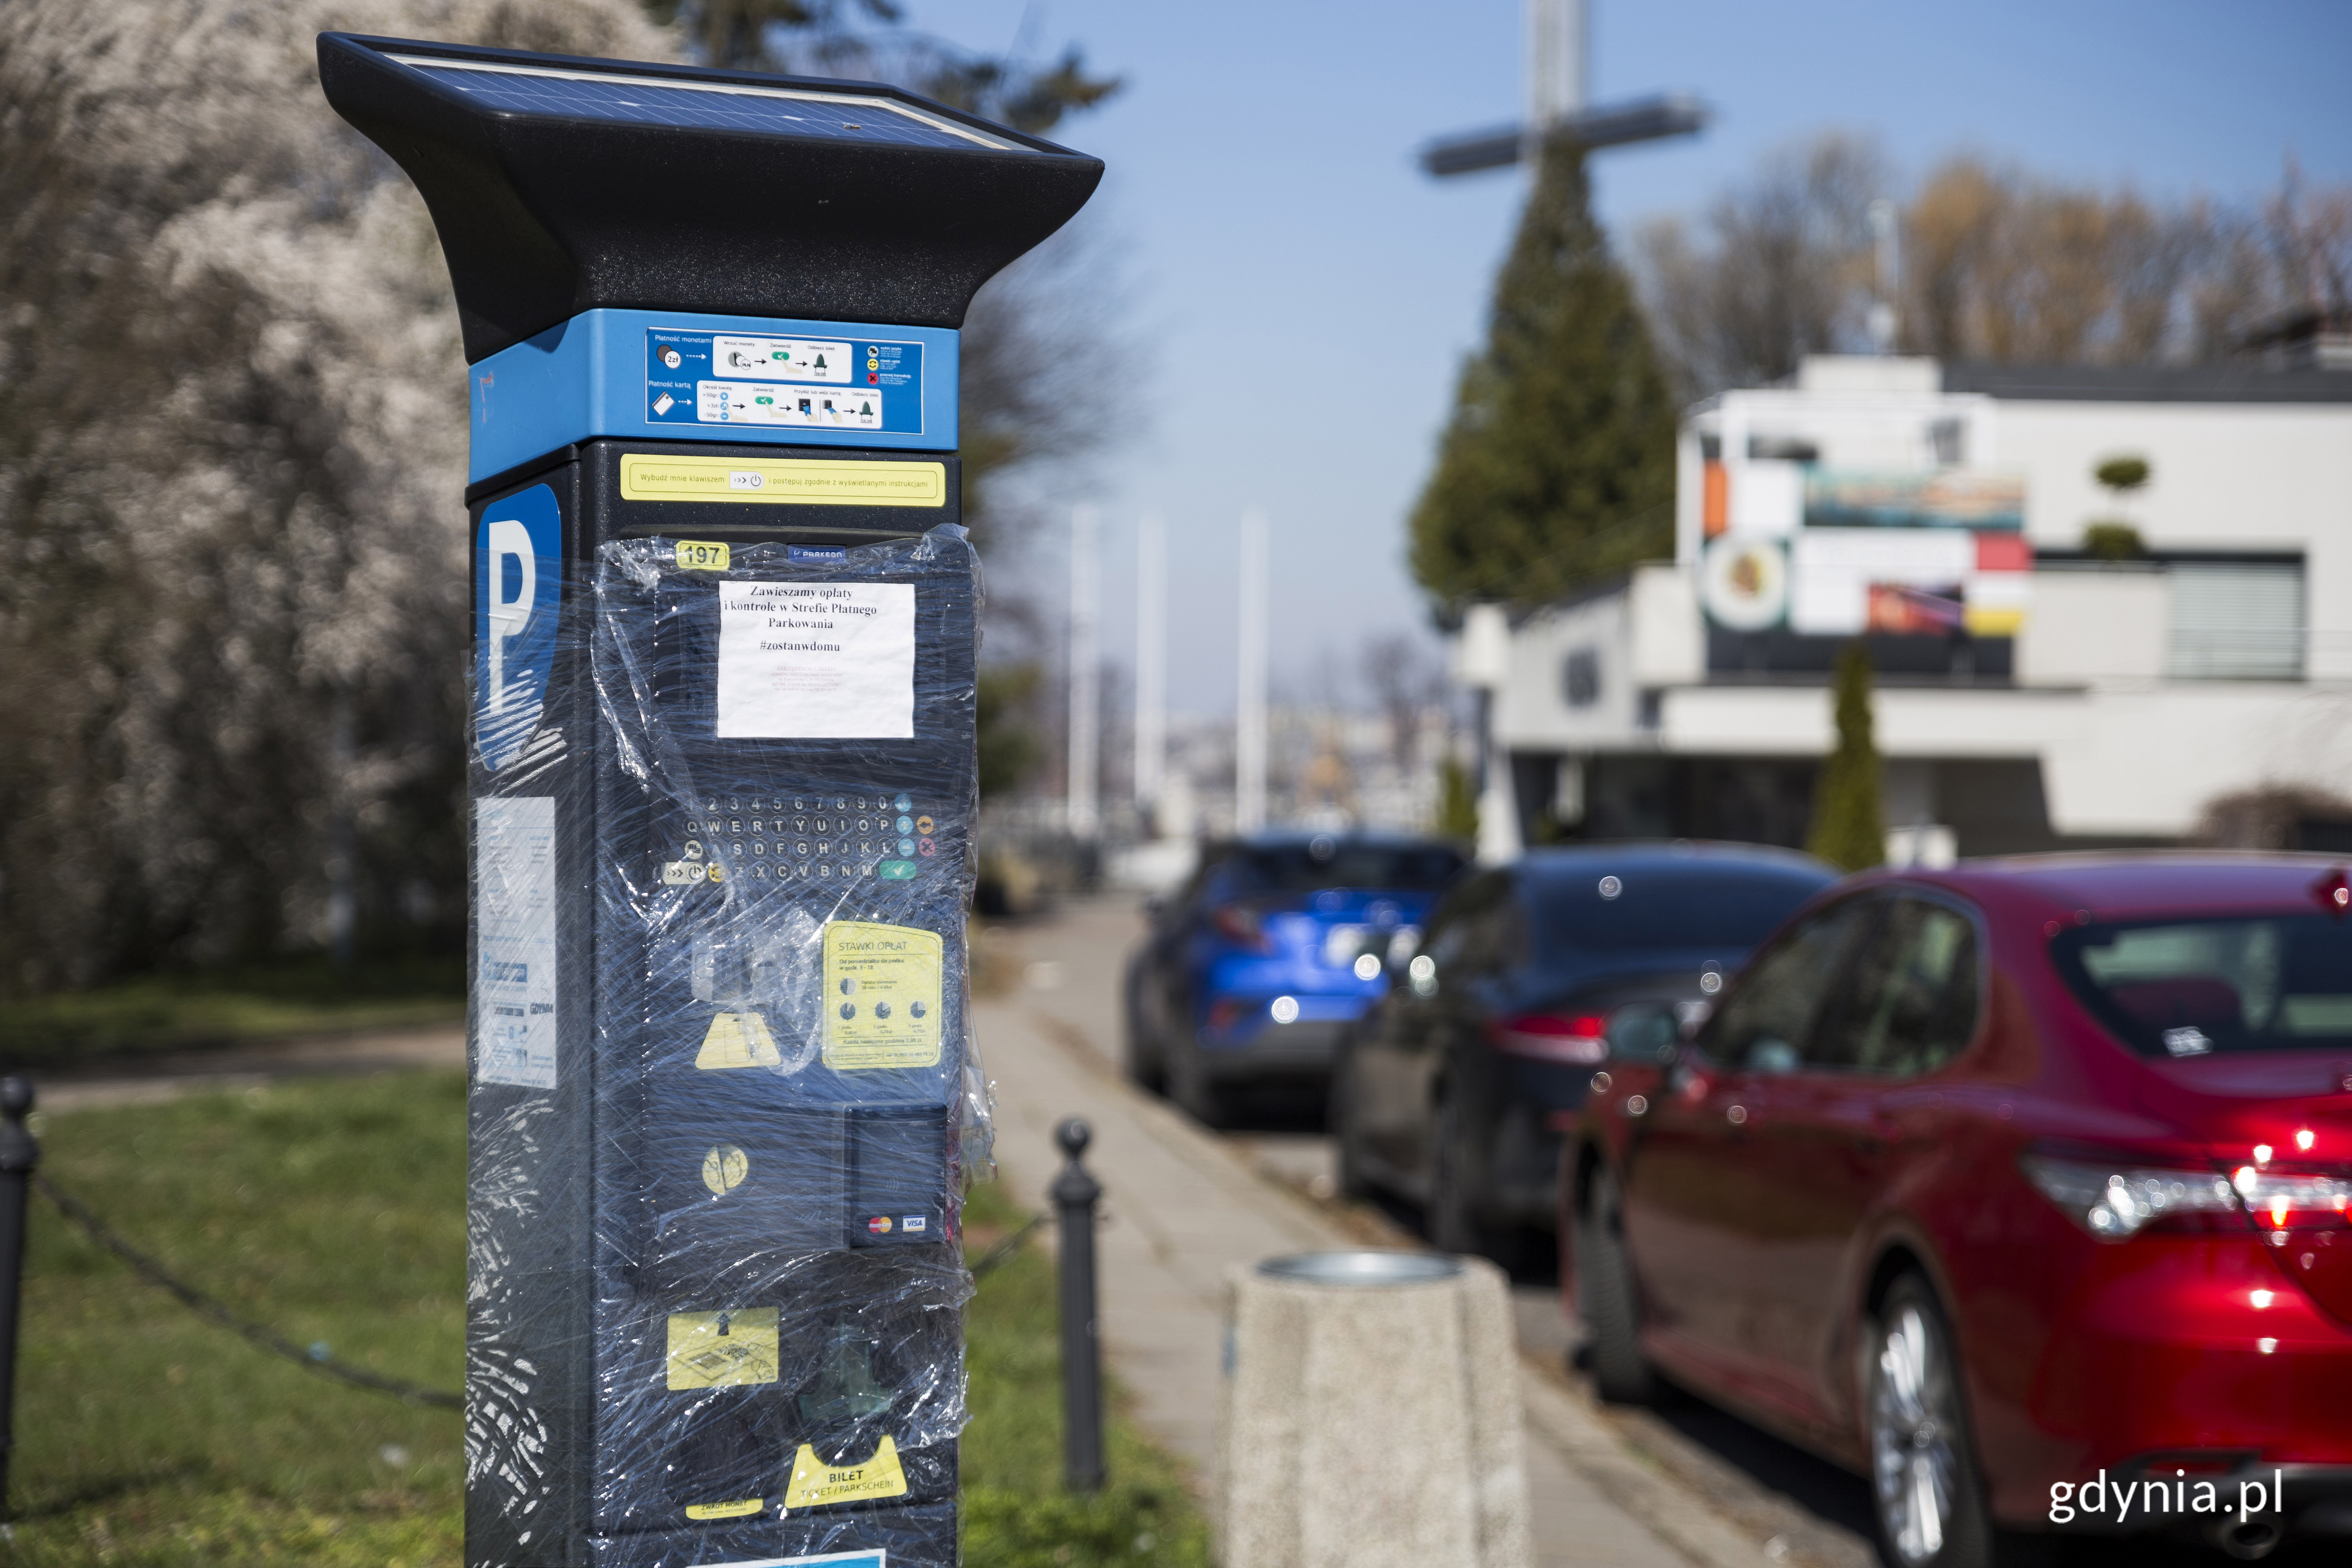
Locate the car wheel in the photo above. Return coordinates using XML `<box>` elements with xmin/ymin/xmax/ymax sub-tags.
<box><xmin>1168</xmin><ymin>1030</ymin><xmax>1228</xmax><ymax>1130</ymax></box>
<box><xmin>1429</xmin><ymin>1087</ymin><xmax>1517</xmax><ymax>1268</ymax></box>
<box><xmin>1327</xmin><ymin>1037</ymin><xmax>1372</xmax><ymax>1200</ymax></box>
<box><xmin>1577</xmin><ymin>1160</ymin><xmax>1657</xmax><ymax>1404</ymax></box>
<box><xmin>1867</xmin><ymin>1275</ymin><xmax>1997</xmax><ymax>1568</ymax></box>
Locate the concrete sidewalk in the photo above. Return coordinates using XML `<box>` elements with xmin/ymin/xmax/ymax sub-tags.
<box><xmin>975</xmin><ymin>988</ymin><xmax>1762</xmax><ymax>1568</ymax></box>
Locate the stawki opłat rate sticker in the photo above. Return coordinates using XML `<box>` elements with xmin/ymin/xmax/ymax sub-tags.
<box><xmin>821</xmin><ymin>922</ymin><xmax>943</xmax><ymax>1071</ymax></box>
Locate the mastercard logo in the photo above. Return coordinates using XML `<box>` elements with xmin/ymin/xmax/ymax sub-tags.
<box><xmin>867</xmin><ymin>1216</ymin><xmax>893</xmax><ymax>1235</ymax></box>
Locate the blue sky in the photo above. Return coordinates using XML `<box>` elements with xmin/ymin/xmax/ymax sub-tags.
<box><xmin>912</xmin><ymin>0</ymin><xmax>2352</xmax><ymax>715</ymax></box>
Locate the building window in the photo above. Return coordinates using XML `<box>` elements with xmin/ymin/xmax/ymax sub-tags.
<box><xmin>1564</xmin><ymin>647</ymin><xmax>1601</xmax><ymax>707</ymax></box>
<box><xmin>2167</xmin><ymin>561</ymin><xmax>2304</xmax><ymax>681</ymax></box>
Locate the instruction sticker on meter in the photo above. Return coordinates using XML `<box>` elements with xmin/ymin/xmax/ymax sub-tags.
<box><xmin>647</xmin><ymin>327</ymin><xmax>924</xmax><ymax>435</ymax></box>
<box><xmin>822</xmin><ymin>922</ymin><xmax>943</xmax><ymax>1071</ymax></box>
<box><xmin>666</xmin><ymin>1308</ymin><xmax>780</xmax><ymax>1390</ymax></box>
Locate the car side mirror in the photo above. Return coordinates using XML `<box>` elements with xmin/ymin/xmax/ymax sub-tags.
<box><xmin>1606</xmin><ymin>1001</ymin><xmax>1681</xmax><ymax>1063</ymax></box>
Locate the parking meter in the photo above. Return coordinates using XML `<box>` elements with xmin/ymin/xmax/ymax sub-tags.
<box><xmin>319</xmin><ymin>34</ymin><xmax>1100</xmax><ymax>1568</ymax></box>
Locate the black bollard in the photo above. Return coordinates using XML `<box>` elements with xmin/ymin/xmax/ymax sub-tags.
<box><xmin>1049</xmin><ymin>1116</ymin><xmax>1104</xmax><ymax>1493</ymax></box>
<box><xmin>0</xmin><ymin>1077</ymin><xmax>37</xmax><ymax>1523</ymax></box>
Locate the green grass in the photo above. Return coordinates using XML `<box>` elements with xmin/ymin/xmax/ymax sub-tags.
<box><xmin>2</xmin><ymin>1071</ymin><xmax>1209</xmax><ymax>1564</ymax></box>
<box><xmin>958</xmin><ymin>1181</ymin><xmax>1212</xmax><ymax>1568</ymax></box>
<box><xmin>0</xmin><ymin>956</ymin><xmax>466</xmax><ymax>1072</ymax></box>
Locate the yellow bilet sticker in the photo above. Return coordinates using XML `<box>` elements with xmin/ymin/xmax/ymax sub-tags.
<box><xmin>783</xmin><ymin>1434</ymin><xmax>909</xmax><ymax>1509</ymax></box>
<box><xmin>665</xmin><ymin>1308</ymin><xmax>779</xmax><ymax>1390</ymax></box>
<box><xmin>822</xmin><ymin>922</ymin><xmax>944</xmax><ymax>1071</ymax></box>
<box><xmin>696</xmin><ymin>1011</ymin><xmax>782</xmax><ymax>1070</ymax></box>
<box><xmin>674</xmin><ymin>539</ymin><xmax>731</xmax><ymax>572</ymax></box>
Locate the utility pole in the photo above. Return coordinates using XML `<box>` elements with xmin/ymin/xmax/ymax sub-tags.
<box><xmin>1420</xmin><ymin>0</ymin><xmax>1706</xmax><ymax>177</ymax></box>
<box><xmin>1133</xmin><ymin>513</ymin><xmax>1167</xmax><ymax>832</ymax></box>
<box><xmin>1234</xmin><ymin>510</ymin><xmax>1269</xmax><ymax>835</ymax></box>
<box><xmin>1067</xmin><ymin>504</ymin><xmax>1100</xmax><ymax>840</ymax></box>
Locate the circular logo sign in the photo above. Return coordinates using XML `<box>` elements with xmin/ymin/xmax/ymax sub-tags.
<box><xmin>1700</xmin><ymin>535</ymin><xmax>1790</xmax><ymax>632</ymax></box>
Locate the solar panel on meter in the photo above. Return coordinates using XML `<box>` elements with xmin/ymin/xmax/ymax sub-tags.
<box><xmin>395</xmin><ymin>58</ymin><xmax>1017</xmax><ymax>151</ymax></box>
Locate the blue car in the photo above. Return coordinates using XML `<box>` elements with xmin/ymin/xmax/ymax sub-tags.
<box><xmin>1123</xmin><ymin>832</ymin><xmax>1467</xmax><ymax>1125</ymax></box>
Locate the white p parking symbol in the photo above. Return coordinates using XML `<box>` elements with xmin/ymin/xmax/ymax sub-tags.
<box><xmin>484</xmin><ymin>517</ymin><xmax>536</xmax><ymax>713</ymax></box>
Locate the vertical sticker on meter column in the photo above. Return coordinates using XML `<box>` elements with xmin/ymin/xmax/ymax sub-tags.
<box><xmin>823</xmin><ymin>922</ymin><xmax>943</xmax><ymax>1070</ymax></box>
<box><xmin>473</xmin><ymin>484</ymin><xmax>561</xmax><ymax>772</ymax></box>
<box><xmin>716</xmin><ymin>582</ymin><xmax>914</xmax><ymax>738</ymax></box>
<box><xmin>474</xmin><ymin>797</ymin><xmax>558</xmax><ymax>1089</ymax></box>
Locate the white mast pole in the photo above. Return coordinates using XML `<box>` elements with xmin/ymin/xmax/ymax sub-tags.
<box><xmin>1235</xmin><ymin>509</ymin><xmax>1269</xmax><ymax>834</ymax></box>
<box><xmin>1134</xmin><ymin>512</ymin><xmax>1167</xmax><ymax>829</ymax></box>
<box><xmin>1067</xmin><ymin>503</ymin><xmax>1100</xmax><ymax>839</ymax></box>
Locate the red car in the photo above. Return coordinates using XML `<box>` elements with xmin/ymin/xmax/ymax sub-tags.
<box><xmin>1561</xmin><ymin>855</ymin><xmax>2352</xmax><ymax>1567</ymax></box>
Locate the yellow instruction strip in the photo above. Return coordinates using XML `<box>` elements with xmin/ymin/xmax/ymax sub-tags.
<box><xmin>621</xmin><ymin>453</ymin><xmax>946</xmax><ymax>507</ymax></box>
<box><xmin>665</xmin><ymin>1308</ymin><xmax>779</xmax><ymax>1390</ymax></box>
<box><xmin>822</xmin><ymin>921</ymin><xmax>944</xmax><ymax>1071</ymax></box>
<box><xmin>783</xmin><ymin>1435</ymin><xmax>909</xmax><ymax>1509</ymax></box>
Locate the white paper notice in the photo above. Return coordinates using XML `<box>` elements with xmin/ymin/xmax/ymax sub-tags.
<box><xmin>716</xmin><ymin>582</ymin><xmax>915</xmax><ymax>739</ymax></box>
<box><xmin>475</xmin><ymin>796</ymin><xmax>559</xmax><ymax>1090</ymax></box>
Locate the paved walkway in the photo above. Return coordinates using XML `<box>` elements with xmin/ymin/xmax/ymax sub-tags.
<box><xmin>29</xmin><ymin>1023</ymin><xmax>466</xmax><ymax>1114</ymax></box>
<box><xmin>976</xmin><ymin>912</ymin><xmax>1766</xmax><ymax>1568</ymax></box>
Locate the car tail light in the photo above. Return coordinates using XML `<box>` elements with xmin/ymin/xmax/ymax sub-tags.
<box><xmin>2020</xmin><ymin>1153</ymin><xmax>2241</xmax><ymax>1239</ymax></box>
<box><xmin>2228</xmin><ymin>1159</ymin><xmax>2352</xmax><ymax>1321</ymax></box>
<box><xmin>2229</xmin><ymin>1164</ymin><xmax>2352</xmax><ymax>1231</ymax></box>
<box><xmin>1491</xmin><ymin>1013</ymin><xmax>1610</xmax><ymax>1065</ymax></box>
<box><xmin>1211</xmin><ymin>903</ymin><xmax>1268</xmax><ymax>949</ymax></box>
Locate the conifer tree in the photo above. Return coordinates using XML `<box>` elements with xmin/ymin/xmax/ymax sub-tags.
<box><xmin>1806</xmin><ymin>643</ymin><xmax>1888</xmax><ymax>872</ymax></box>
<box><xmin>1409</xmin><ymin>135</ymin><xmax>1679</xmax><ymax>615</ymax></box>
<box><xmin>1437</xmin><ymin>756</ymin><xmax>1480</xmax><ymax>842</ymax></box>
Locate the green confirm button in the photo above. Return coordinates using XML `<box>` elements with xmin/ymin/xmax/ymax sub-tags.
<box><xmin>877</xmin><ymin>861</ymin><xmax>919</xmax><ymax>881</ymax></box>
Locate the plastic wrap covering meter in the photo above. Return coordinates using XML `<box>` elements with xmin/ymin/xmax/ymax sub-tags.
<box><xmin>318</xmin><ymin>32</ymin><xmax>1102</xmax><ymax>1568</ymax></box>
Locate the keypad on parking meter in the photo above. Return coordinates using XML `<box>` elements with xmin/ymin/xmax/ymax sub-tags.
<box><xmin>669</xmin><ymin>785</ymin><xmax>957</xmax><ymax>885</ymax></box>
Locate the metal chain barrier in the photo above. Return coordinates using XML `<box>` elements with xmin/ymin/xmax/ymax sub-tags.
<box><xmin>33</xmin><ymin>1173</ymin><xmax>464</xmax><ymax>1411</ymax></box>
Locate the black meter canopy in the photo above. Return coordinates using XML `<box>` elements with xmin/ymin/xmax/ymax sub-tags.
<box><xmin>319</xmin><ymin>32</ymin><xmax>1103</xmax><ymax>360</ymax></box>
<box><xmin>321</xmin><ymin>31</ymin><xmax>1100</xmax><ymax>1568</ymax></box>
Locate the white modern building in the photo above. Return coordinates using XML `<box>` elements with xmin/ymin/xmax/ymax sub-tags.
<box><xmin>1459</xmin><ymin>354</ymin><xmax>2352</xmax><ymax>861</ymax></box>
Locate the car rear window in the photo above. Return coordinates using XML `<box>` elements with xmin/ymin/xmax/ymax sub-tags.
<box><xmin>1232</xmin><ymin>844</ymin><xmax>1464</xmax><ymax>893</ymax></box>
<box><xmin>1529</xmin><ymin>865</ymin><xmax>1829</xmax><ymax>955</ymax></box>
<box><xmin>2053</xmin><ymin>914</ymin><xmax>2352</xmax><ymax>1057</ymax></box>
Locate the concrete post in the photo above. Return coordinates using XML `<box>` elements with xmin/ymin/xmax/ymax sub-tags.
<box><xmin>1217</xmin><ymin>1250</ymin><xmax>1532</xmax><ymax>1568</ymax></box>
